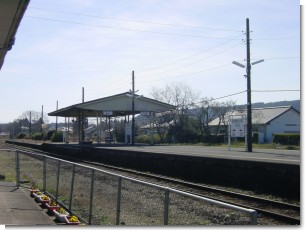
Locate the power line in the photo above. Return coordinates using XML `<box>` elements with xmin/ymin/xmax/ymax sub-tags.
<box><xmin>136</xmin><ymin>33</ymin><xmax>244</xmax><ymax>75</ymax></box>
<box><xmin>82</xmin><ymin>76</ymin><xmax>131</xmax><ymax>100</ymax></box>
<box><xmin>262</xmin><ymin>57</ymin><xmax>300</xmax><ymax>60</ymax></box>
<box><xmin>29</xmin><ymin>6</ymin><xmax>242</xmax><ymax>32</ymax></box>
<box><xmin>252</xmin><ymin>89</ymin><xmax>300</xmax><ymax>92</ymax></box>
<box><xmin>137</xmin><ymin>63</ymin><xmax>232</xmax><ymax>83</ymax></box>
<box><xmin>25</xmin><ymin>16</ymin><xmax>242</xmax><ymax>40</ymax></box>
<box><xmin>26</xmin><ymin>13</ymin><xmax>297</xmax><ymax>41</ymax></box>
<box><xmin>138</xmin><ymin>42</ymin><xmax>242</xmax><ymax>79</ymax></box>
<box><xmin>197</xmin><ymin>91</ymin><xmax>247</xmax><ymax>104</ymax></box>
<box><xmin>137</xmin><ymin>54</ymin><xmax>298</xmax><ymax>83</ymax></box>
<box><xmin>252</xmin><ymin>37</ymin><xmax>299</xmax><ymax>40</ymax></box>
<box><xmin>167</xmin><ymin>90</ymin><xmax>247</xmax><ymax>108</ymax></box>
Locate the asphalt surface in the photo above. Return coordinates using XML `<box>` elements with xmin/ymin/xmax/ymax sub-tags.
<box><xmin>96</xmin><ymin>145</ymin><xmax>300</xmax><ymax>165</ymax></box>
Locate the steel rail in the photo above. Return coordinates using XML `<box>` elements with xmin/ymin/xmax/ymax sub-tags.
<box><xmin>3</xmin><ymin>146</ymin><xmax>299</xmax><ymax>224</ymax></box>
<box><xmin>13</xmin><ymin>148</ymin><xmax>258</xmax><ymax>224</ymax></box>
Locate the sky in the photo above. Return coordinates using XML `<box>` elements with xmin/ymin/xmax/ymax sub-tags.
<box><xmin>0</xmin><ymin>0</ymin><xmax>301</xmax><ymax>123</ymax></box>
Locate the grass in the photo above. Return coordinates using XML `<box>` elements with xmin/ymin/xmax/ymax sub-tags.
<box><xmin>0</xmin><ymin>150</ymin><xmax>16</xmax><ymax>182</ymax></box>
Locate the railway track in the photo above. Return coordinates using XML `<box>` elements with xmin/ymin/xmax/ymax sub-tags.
<box><xmin>80</xmin><ymin>159</ymin><xmax>300</xmax><ymax>225</ymax></box>
<box><xmin>10</xmin><ymin>145</ymin><xmax>301</xmax><ymax>225</ymax></box>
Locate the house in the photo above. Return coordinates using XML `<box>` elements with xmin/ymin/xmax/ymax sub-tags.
<box><xmin>137</xmin><ymin>111</ymin><xmax>174</xmax><ymax>135</ymax></box>
<box><xmin>209</xmin><ymin>106</ymin><xmax>300</xmax><ymax>143</ymax></box>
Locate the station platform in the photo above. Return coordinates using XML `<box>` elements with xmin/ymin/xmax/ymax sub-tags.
<box><xmin>96</xmin><ymin>144</ymin><xmax>300</xmax><ymax>165</ymax></box>
<box><xmin>5</xmin><ymin>140</ymin><xmax>301</xmax><ymax>199</ymax></box>
<box><xmin>0</xmin><ymin>181</ymin><xmax>55</xmax><ymax>226</ymax></box>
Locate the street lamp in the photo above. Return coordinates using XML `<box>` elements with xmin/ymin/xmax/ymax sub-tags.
<box><xmin>232</xmin><ymin>59</ymin><xmax>264</xmax><ymax>152</ymax></box>
<box><xmin>252</xmin><ymin>59</ymin><xmax>264</xmax><ymax>65</ymax></box>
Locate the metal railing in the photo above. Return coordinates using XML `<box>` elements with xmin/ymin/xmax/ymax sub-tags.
<box><xmin>1</xmin><ymin>148</ymin><xmax>257</xmax><ymax>225</ymax></box>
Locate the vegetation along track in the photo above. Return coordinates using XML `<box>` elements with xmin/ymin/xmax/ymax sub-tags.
<box><xmin>10</xmin><ymin>145</ymin><xmax>300</xmax><ymax>225</ymax></box>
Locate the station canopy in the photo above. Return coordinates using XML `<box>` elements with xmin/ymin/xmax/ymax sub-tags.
<box><xmin>48</xmin><ymin>92</ymin><xmax>176</xmax><ymax>118</ymax></box>
<box><xmin>0</xmin><ymin>0</ymin><xmax>29</xmax><ymax>70</ymax></box>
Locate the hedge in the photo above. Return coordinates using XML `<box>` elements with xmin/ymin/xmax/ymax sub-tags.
<box><xmin>17</xmin><ymin>133</ymin><xmax>27</xmax><ymax>139</ymax></box>
<box><xmin>51</xmin><ymin>131</ymin><xmax>63</xmax><ymax>142</ymax></box>
<box><xmin>135</xmin><ymin>134</ymin><xmax>161</xmax><ymax>144</ymax></box>
<box><xmin>32</xmin><ymin>132</ymin><xmax>43</xmax><ymax>140</ymax></box>
<box><xmin>273</xmin><ymin>133</ymin><xmax>300</xmax><ymax>146</ymax></box>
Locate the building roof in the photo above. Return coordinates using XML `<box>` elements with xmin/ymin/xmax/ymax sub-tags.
<box><xmin>0</xmin><ymin>0</ymin><xmax>30</xmax><ymax>70</ymax></box>
<box><xmin>48</xmin><ymin>92</ymin><xmax>176</xmax><ymax>118</ymax></box>
<box><xmin>209</xmin><ymin>106</ymin><xmax>299</xmax><ymax>126</ymax></box>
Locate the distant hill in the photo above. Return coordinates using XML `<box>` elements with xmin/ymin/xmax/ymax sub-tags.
<box><xmin>238</xmin><ymin>100</ymin><xmax>300</xmax><ymax>112</ymax></box>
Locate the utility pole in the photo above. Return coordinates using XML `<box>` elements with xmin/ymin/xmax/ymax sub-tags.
<box><xmin>82</xmin><ymin>87</ymin><xmax>85</xmax><ymax>103</ymax></box>
<box><xmin>41</xmin><ymin>105</ymin><xmax>43</xmax><ymax>140</ymax></box>
<box><xmin>232</xmin><ymin>18</ymin><xmax>264</xmax><ymax>152</ymax></box>
<box><xmin>29</xmin><ymin>111</ymin><xmax>32</xmax><ymax>136</ymax></box>
<box><xmin>55</xmin><ymin>100</ymin><xmax>58</xmax><ymax>132</ymax></box>
<box><xmin>81</xmin><ymin>87</ymin><xmax>85</xmax><ymax>141</ymax></box>
<box><xmin>131</xmin><ymin>71</ymin><xmax>135</xmax><ymax>145</ymax></box>
<box><xmin>246</xmin><ymin>18</ymin><xmax>252</xmax><ymax>152</ymax></box>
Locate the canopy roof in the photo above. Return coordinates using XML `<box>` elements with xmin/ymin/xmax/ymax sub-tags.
<box><xmin>0</xmin><ymin>0</ymin><xmax>29</xmax><ymax>70</ymax></box>
<box><xmin>48</xmin><ymin>92</ymin><xmax>176</xmax><ymax>118</ymax></box>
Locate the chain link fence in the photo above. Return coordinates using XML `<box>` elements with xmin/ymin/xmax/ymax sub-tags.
<box><xmin>0</xmin><ymin>148</ymin><xmax>257</xmax><ymax>225</ymax></box>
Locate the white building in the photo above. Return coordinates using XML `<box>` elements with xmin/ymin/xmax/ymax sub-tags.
<box><xmin>209</xmin><ymin>106</ymin><xmax>300</xmax><ymax>143</ymax></box>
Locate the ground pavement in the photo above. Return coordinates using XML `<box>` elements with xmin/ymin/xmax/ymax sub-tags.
<box><xmin>0</xmin><ymin>181</ymin><xmax>55</xmax><ymax>226</ymax></box>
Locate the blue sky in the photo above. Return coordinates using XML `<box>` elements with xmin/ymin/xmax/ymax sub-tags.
<box><xmin>0</xmin><ymin>0</ymin><xmax>301</xmax><ymax>123</ymax></box>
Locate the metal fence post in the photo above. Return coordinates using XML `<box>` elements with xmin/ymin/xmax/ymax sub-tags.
<box><xmin>69</xmin><ymin>164</ymin><xmax>76</xmax><ymax>211</ymax></box>
<box><xmin>88</xmin><ymin>169</ymin><xmax>95</xmax><ymax>225</ymax></box>
<box><xmin>116</xmin><ymin>177</ymin><xmax>122</xmax><ymax>225</ymax></box>
<box><xmin>163</xmin><ymin>189</ymin><xmax>170</xmax><ymax>225</ymax></box>
<box><xmin>15</xmin><ymin>150</ymin><xmax>20</xmax><ymax>188</ymax></box>
<box><xmin>43</xmin><ymin>155</ymin><xmax>47</xmax><ymax>191</ymax></box>
<box><xmin>55</xmin><ymin>160</ymin><xmax>61</xmax><ymax>201</ymax></box>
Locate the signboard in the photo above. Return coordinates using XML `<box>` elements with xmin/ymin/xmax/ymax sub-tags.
<box><xmin>140</xmin><ymin>111</ymin><xmax>150</xmax><ymax>116</ymax></box>
<box><xmin>103</xmin><ymin>110</ymin><xmax>113</xmax><ymax>116</ymax></box>
<box><xmin>125</xmin><ymin>122</ymin><xmax>132</xmax><ymax>144</ymax></box>
<box><xmin>125</xmin><ymin>122</ymin><xmax>132</xmax><ymax>134</ymax></box>
<box><xmin>230</xmin><ymin>118</ymin><xmax>245</xmax><ymax>137</ymax></box>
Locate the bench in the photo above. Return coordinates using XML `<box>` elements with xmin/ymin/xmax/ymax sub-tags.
<box><xmin>105</xmin><ymin>138</ymin><xmax>115</xmax><ymax>144</ymax></box>
<box><xmin>79</xmin><ymin>141</ymin><xmax>93</xmax><ymax>145</ymax></box>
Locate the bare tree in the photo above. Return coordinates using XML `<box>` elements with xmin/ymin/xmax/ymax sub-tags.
<box><xmin>194</xmin><ymin>98</ymin><xmax>219</xmax><ymax>143</ymax></box>
<box><xmin>216</xmin><ymin>100</ymin><xmax>237</xmax><ymax>135</ymax></box>
<box><xmin>194</xmin><ymin>98</ymin><xmax>236</xmax><ymax>143</ymax></box>
<box><xmin>17</xmin><ymin>110</ymin><xmax>49</xmax><ymax>135</ymax></box>
<box><xmin>150</xmin><ymin>82</ymin><xmax>200</xmax><ymax>142</ymax></box>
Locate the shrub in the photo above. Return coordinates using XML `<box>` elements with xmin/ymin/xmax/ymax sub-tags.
<box><xmin>202</xmin><ymin>134</ymin><xmax>226</xmax><ymax>144</ymax></box>
<box><xmin>51</xmin><ymin>131</ymin><xmax>63</xmax><ymax>142</ymax></box>
<box><xmin>252</xmin><ymin>132</ymin><xmax>258</xmax><ymax>143</ymax></box>
<box><xmin>273</xmin><ymin>133</ymin><xmax>300</xmax><ymax>146</ymax></box>
<box><xmin>32</xmin><ymin>132</ymin><xmax>43</xmax><ymax>140</ymax></box>
<box><xmin>46</xmin><ymin>130</ymin><xmax>56</xmax><ymax>140</ymax></box>
<box><xmin>17</xmin><ymin>133</ymin><xmax>27</xmax><ymax>139</ymax></box>
<box><xmin>135</xmin><ymin>134</ymin><xmax>161</xmax><ymax>144</ymax></box>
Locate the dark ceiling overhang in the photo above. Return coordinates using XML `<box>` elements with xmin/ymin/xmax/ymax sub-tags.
<box><xmin>0</xmin><ymin>0</ymin><xmax>30</xmax><ymax>70</ymax></box>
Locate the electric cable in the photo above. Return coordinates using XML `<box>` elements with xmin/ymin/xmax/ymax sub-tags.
<box><xmin>25</xmin><ymin>16</ymin><xmax>243</xmax><ymax>40</ymax></box>
<box><xmin>28</xmin><ymin>6</ymin><xmax>242</xmax><ymax>32</ymax></box>
<box><xmin>137</xmin><ymin>63</ymin><xmax>232</xmax><ymax>83</ymax></box>
<box><xmin>137</xmin><ymin>42</ymin><xmax>242</xmax><ymax>79</ymax></box>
